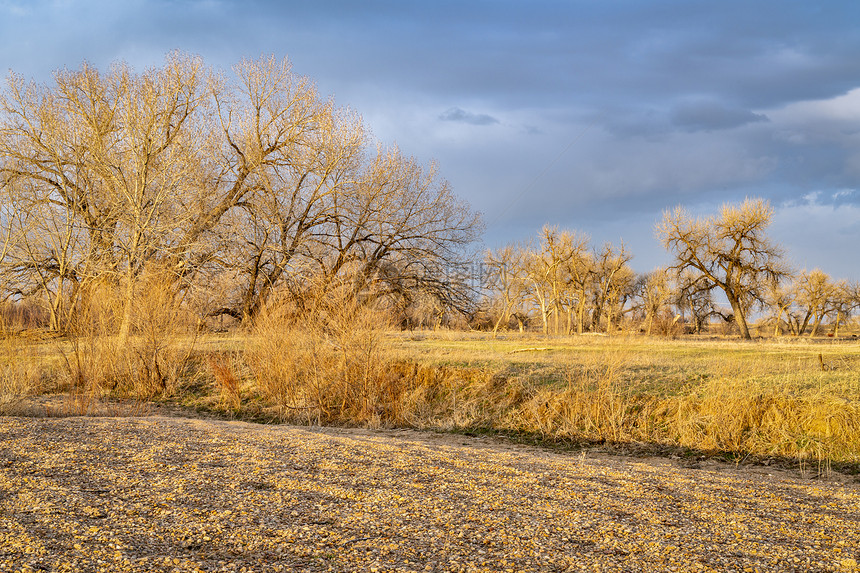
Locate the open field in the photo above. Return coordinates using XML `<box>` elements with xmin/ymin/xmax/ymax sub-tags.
<box><xmin>390</xmin><ymin>331</ymin><xmax>860</xmax><ymax>397</ymax></box>
<box><xmin>2</xmin><ymin>416</ymin><xmax>859</xmax><ymax>573</ymax></box>
<box><xmin>2</xmin><ymin>331</ymin><xmax>860</xmax><ymax>470</ymax></box>
<box><xmin>386</xmin><ymin>332</ymin><xmax>860</xmax><ymax>468</ymax></box>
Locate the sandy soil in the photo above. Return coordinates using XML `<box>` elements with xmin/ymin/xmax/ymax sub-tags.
<box><xmin>1</xmin><ymin>415</ymin><xmax>859</xmax><ymax>572</ymax></box>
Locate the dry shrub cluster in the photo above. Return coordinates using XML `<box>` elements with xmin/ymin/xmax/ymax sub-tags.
<box><xmin>207</xmin><ymin>352</ymin><xmax>242</xmax><ymax>412</ymax></box>
<box><xmin>58</xmin><ymin>270</ymin><xmax>198</xmax><ymax>405</ymax></box>
<box><xmin>0</xmin><ymin>303</ymin><xmax>50</xmax><ymax>414</ymax></box>
<box><xmin>246</xmin><ymin>283</ymin><xmax>416</xmax><ymax>426</ymax></box>
<box><xmin>0</xmin><ymin>337</ymin><xmax>42</xmax><ymax>415</ymax></box>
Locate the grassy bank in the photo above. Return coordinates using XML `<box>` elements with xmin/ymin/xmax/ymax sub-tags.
<box><xmin>2</xmin><ymin>328</ymin><xmax>859</xmax><ymax>472</ymax></box>
<box><xmin>385</xmin><ymin>333</ymin><xmax>860</xmax><ymax>469</ymax></box>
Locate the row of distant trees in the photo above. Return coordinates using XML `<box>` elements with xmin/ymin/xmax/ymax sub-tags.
<box><xmin>483</xmin><ymin>199</ymin><xmax>860</xmax><ymax>339</ymax></box>
<box><xmin>0</xmin><ymin>54</ymin><xmax>479</xmax><ymax>335</ymax></box>
<box><xmin>484</xmin><ymin>227</ymin><xmax>633</xmax><ymax>336</ymax></box>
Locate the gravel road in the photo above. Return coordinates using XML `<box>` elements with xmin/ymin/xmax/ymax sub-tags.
<box><xmin>1</xmin><ymin>416</ymin><xmax>858</xmax><ymax>572</ymax></box>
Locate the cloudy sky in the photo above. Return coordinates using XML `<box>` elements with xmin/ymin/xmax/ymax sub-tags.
<box><xmin>2</xmin><ymin>0</ymin><xmax>859</xmax><ymax>279</ymax></box>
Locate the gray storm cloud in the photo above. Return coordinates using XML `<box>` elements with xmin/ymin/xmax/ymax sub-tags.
<box><xmin>2</xmin><ymin>0</ymin><xmax>860</xmax><ymax>278</ymax></box>
<box><xmin>439</xmin><ymin>107</ymin><xmax>500</xmax><ymax>126</ymax></box>
<box><xmin>670</xmin><ymin>101</ymin><xmax>770</xmax><ymax>132</ymax></box>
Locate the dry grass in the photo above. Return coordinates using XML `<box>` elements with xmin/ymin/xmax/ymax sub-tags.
<box><xmin>3</xmin><ymin>315</ymin><xmax>859</xmax><ymax>469</ymax></box>
<box><xmin>207</xmin><ymin>352</ymin><xmax>241</xmax><ymax>412</ymax></box>
<box><xmin>0</xmin><ymin>308</ymin><xmax>59</xmax><ymax>415</ymax></box>
<box><xmin>1</xmin><ymin>272</ymin><xmax>201</xmax><ymax>416</ymax></box>
<box><xmin>0</xmin><ymin>337</ymin><xmax>44</xmax><ymax>415</ymax></box>
<box><xmin>383</xmin><ymin>332</ymin><xmax>860</xmax><ymax>468</ymax></box>
<box><xmin>244</xmin><ymin>284</ymin><xmax>412</xmax><ymax>426</ymax></box>
<box><xmin>56</xmin><ymin>273</ymin><xmax>200</xmax><ymax>400</ymax></box>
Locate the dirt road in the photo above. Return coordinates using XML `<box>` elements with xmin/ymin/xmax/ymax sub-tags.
<box><xmin>1</xmin><ymin>416</ymin><xmax>858</xmax><ymax>572</ymax></box>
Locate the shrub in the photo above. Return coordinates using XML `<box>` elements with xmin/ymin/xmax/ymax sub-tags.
<box><xmin>246</xmin><ymin>281</ymin><xmax>404</xmax><ymax>425</ymax></box>
<box><xmin>60</xmin><ymin>268</ymin><xmax>198</xmax><ymax>399</ymax></box>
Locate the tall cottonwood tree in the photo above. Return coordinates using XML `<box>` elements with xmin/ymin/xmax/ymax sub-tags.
<box><xmin>590</xmin><ymin>242</ymin><xmax>634</xmax><ymax>334</ymax></box>
<box><xmin>674</xmin><ymin>270</ymin><xmax>720</xmax><ymax>334</ymax></box>
<box><xmin>557</xmin><ymin>231</ymin><xmax>592</xmax><ymax>335</ymax></box>
<box><xmin>0</xmin><ymin>54</ymin><xmax>480</xmax><ymax>332</ymax></box>
<box><xmin>483</xmin><ymin>228</ymin><xmax>636</xmax><ymax>336</ymax></box>
<box><xmin>828</xmin><ymin>280</ymin><xmax>859</xmax><ymax>337</ymax></box>
<box><xmin>791</xmin><ymin>269</ymin><xmax>833</xmax><ymax>336</ymax></box>
<box><xmin>0</xmin><ymin>54</ymin><xmax>208</xmax><ymax>335</ymax></box>
<box><xmin>484</xmin><ymin>243</ymin><xmax>529</xmax><ymax>336</ymax></box>
<box><xmin>763</xmin><ymin>276</ymin><xmax>795</xmax><ymax>336</ymax></box>
<box><xmin>638</xmin><ymin>267</ymin><xmax>673</xmax><ymax>335</ymax></box>
<box><xmin>657</xmin><ymin>198</ymin><xmax>787</xmax><ymax>339</ymax></box>
<box><xmin>522</xmin><ymin>226</ymin><xmax>590</xmax><ymax>335</ymax></box>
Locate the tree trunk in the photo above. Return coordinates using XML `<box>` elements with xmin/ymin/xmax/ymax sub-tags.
<box><xmin>605</xmin><ymin>305</ymin><xmax>614</xmax><ymax>336</ymax></box>
<box><xmin>810</xmin><ymin>314</ymin><xmax>823</xmax><ymax>338</ymax></box>
<box><xmin>118</xmin><ymin>274</ymin><xmax>135</xmax><ymax>343</ymax></box>
<box><xmin>536</xmin><ymin>292</ymin><xmax>548</xmax><ymax>335</ymax></box>
<box><xmin>491</xmin><ymin>299</ymin><xmax>510</xmax><ymax>339</ymax></box>
<box><xmin>540</xmin><ymin>305</ymin><xmax>549</xmax><ymax>335</ymax></box>
<box><xmin>798</xmin><ymin>312</ymin><xmax>813</xmax><ymax>336</ymax></box>
<box><xmin>727</xmin><ymin>294</ymin><xmax>751</xmax><ymax>339</ymax></box>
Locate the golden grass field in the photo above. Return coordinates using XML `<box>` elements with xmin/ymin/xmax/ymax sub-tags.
<box><xmin>2</xmin><ymin>328</ymin><xmax>860</xmax><ymax>473</ymax></box>
<box><xmin>385</xmin><ymin>332</ymin><xmax>860</xmax><ymax>470</ymax></box>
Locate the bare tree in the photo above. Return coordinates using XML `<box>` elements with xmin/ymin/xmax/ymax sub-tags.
<box><xmin>675</xmin><ymin>270</ymin><xmax>718</xmax><ymax>334</ymax></box>
<box><xmin>638</xmin><ymin>267</ymin><xmax>673</xmax><ymax>335</ymax></box>
<box><xmin>522</xmin><ymin>226</ymin><xmax>590</xmax><ymax>335</ymax></box>
<box><xmin>520</xmin><ymin>235</ymin><xmax>553</xmax><ymax>336</ymax></box>
<box><xmin>311</xmin><ymin>145</ymin><xmax>480</xmax><ymax>316</ymax></box>
<box><xmin>590</xmin><ymin>242</ymin><xmax>633</xmax><ymax>334</ymax></box>
<box><xmin>206</xmin><ymin>63</ymin><xmax>479</xmax><ymax>322</ymax></box>
<box><xmin>827</xmin><ymin>280</ymin><xmax>859</xmax><ymax>338</ymax></box>
<box><xmin>484</xmin><ymin>243</ymin><xmax>529</xmax><ymax>336</ymax></box>
<box><xmin>2</xmin><ymin>180</ymin><xmax>85</xmax><ymax>330</ymax></box>
<box><xmin>0</xmin><ymin>54</ymin><xmax>207</xmax><ymax>334</ymax></box>
<box><xmin>557</xmin><ymin>232</ymin><xmax>592</xmax><ymax>335</ymax></box>
<box><xmin>790</xmin><ymin>269</ymin><xmax>834</xmax><ymax>337</ymax></box>
<box><xmin>657</xmin><ymin>198</ymin><xmax>787</xmax><ymax>339</ymax></box>
<box><xmin>211</xmin><ymin>68</ymin><xmax>364</xmax><ymax>321</ymax></box>
<box><xmin>763</xmin><ymin>275</ymin><xmax>795</xmax><ymax>336</ymax></box>
<box><xmin>1</xmin><ymin>54</ymin><xmax>481</xmax><ymax>333</ymax></box>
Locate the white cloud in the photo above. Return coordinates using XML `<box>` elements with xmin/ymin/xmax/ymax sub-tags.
<box><xmin>767</xmin><ymin>88</ymin><xmax>860</xmax><ymax>143</ymax></box>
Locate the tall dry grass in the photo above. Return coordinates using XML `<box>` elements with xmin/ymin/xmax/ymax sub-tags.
<box><xmin>245</xmin><ymin>282</ymin><xmax>416</xmax><ymax>426</ymax></box>
<box><xmin>338</xmin><ymin>335</ymin><xmax>858</xmax><ymax>466</ymax></box>
<box><xmin>5</xmin><ymin>290</ymin><xmax>859</xmax><ymax>470</ymax></box>
<box><xmin>57</xmin><ymin>269</ymin><xmax>198</xmax><ymax>403</ymax></box>
<box><xmin>0</xmin><ymin>336</ymin><xmax>43</xmax><ymax>415</ymax></box>
<box><xmin>244</xmin><ymin>314</ymin><xmax>860</xmax><ymax>467</ymax></box>
<box><xmin>207</xmin><ymin>352</ymin><xmax>242</xmax><ymax>412</ymax></box>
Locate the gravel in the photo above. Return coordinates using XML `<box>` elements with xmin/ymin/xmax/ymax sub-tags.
<box><xmin>1</xmin><ymin>416</ymin><xmax>859</xmax><ymax>572</ymax></box>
